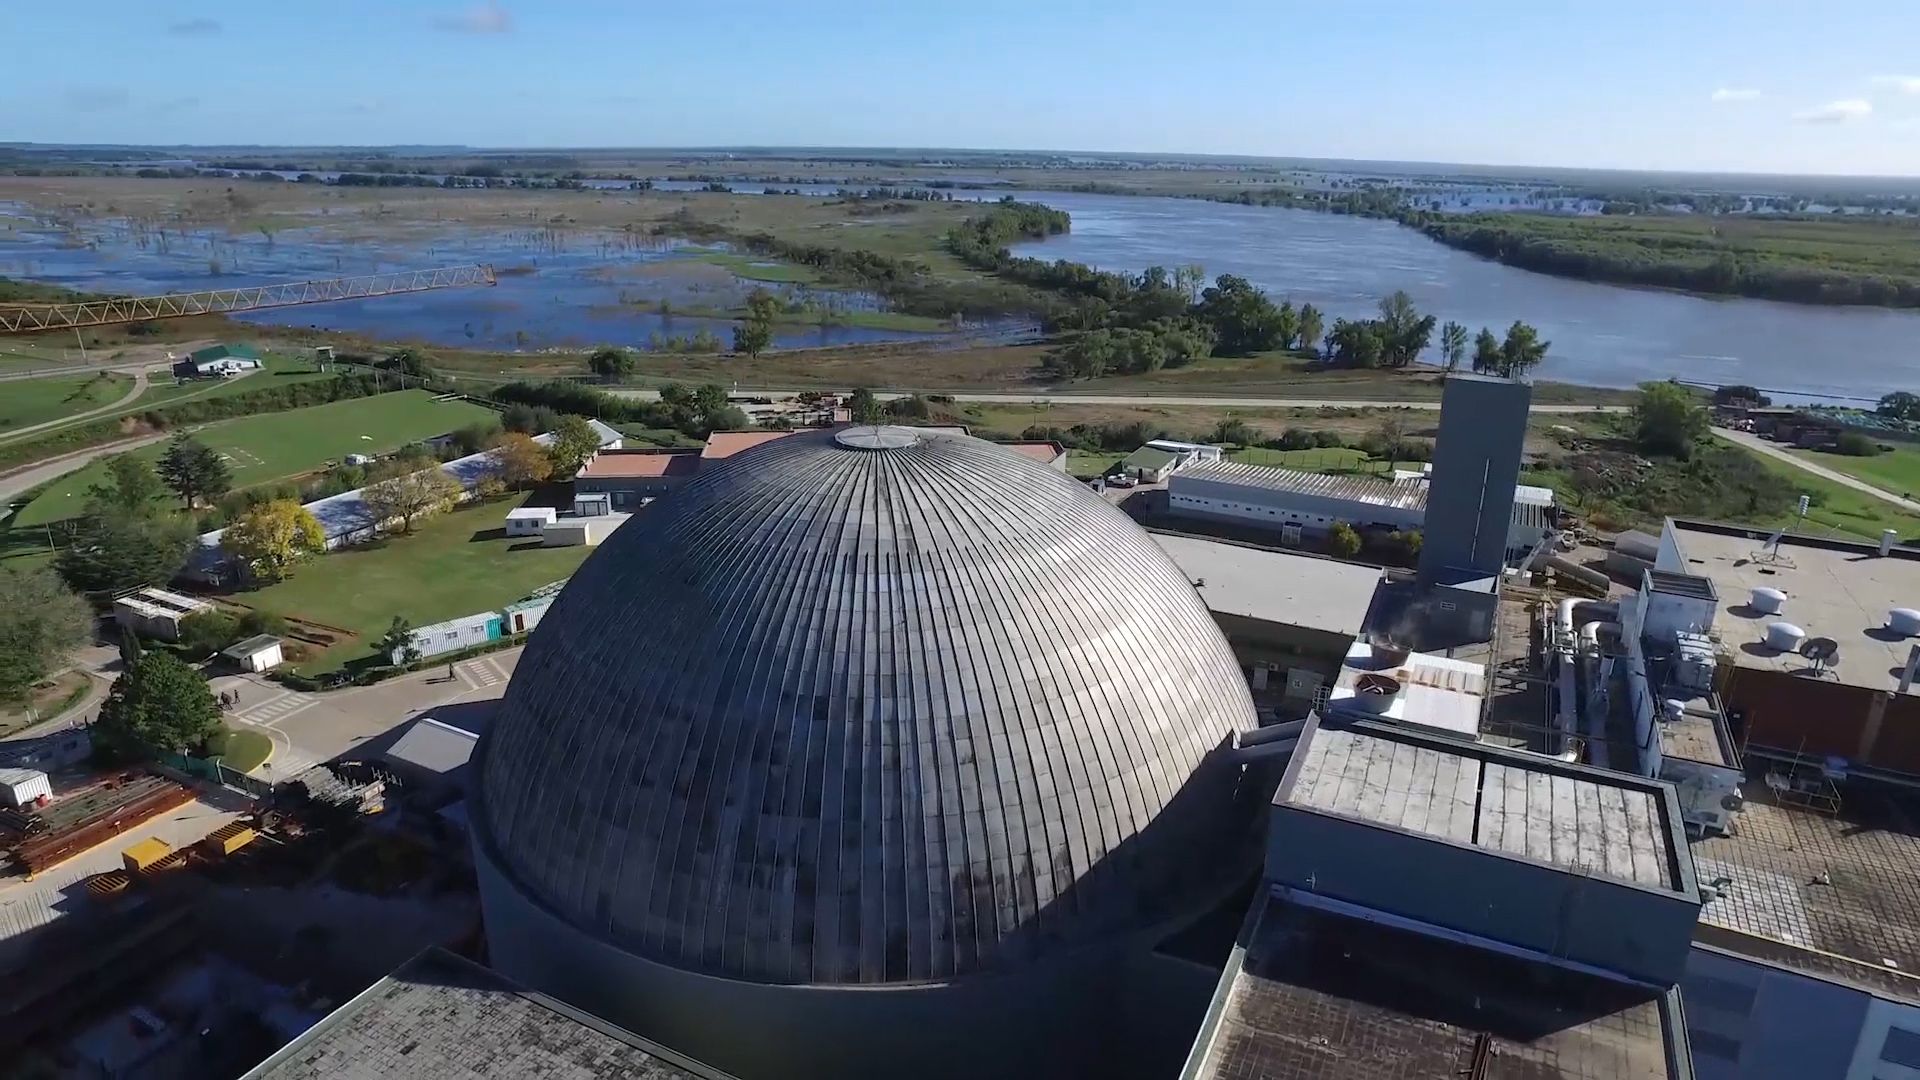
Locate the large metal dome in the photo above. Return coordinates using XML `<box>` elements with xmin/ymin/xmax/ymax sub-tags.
<box><xmin>476</xmin><ymin>426</ymin><xmax>1258</xmax><ymax>988</ymax></box>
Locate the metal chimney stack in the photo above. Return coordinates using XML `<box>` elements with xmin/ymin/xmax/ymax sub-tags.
<box><xmin>1420</xmin><ymin>373</ymin><xmax>1534</xmax><ymax>579</ymax></box>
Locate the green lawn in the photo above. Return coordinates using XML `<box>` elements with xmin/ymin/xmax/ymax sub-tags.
<box><xmin>11</xmin><ymin>390</ymin><xmax>496</xmax><ymax>529</ymax></box>
<box><xmin>683</xmin><ymin>249</ymin><xmax>822</xmax><ymax>284</ymax></box>
<box><xmin>1787</xmin><ymin>443</ymin><xmax>1920</xmax><ymax>499</ymax></box>
<box><xmin>1231</xmin><ymin>446</ymin><xmax>1394</xmax><ymax>474</ymax></box>
<box><xmin>239</xmin><ymin>496</ymin><xmax>596</xmax><ymax>674</ymax></box>
<box><xmin>1067</xmin><ymin>450</ymin><xmax>1125</xmax><ymax>478</ymax></box>
<box><xmin>214</xmin><ymin>728</ymin><xmax>274</xmax><ymax>773</ymax></box>
<box><xmin>0</xmin><ymin>372</ymin><xmax>134</xmax><ymax>433</ymax></box>
<box><xmin>1752</xmin><ymin>455</ymin><xmax>1920</xmax><ymax>542</ymax></box>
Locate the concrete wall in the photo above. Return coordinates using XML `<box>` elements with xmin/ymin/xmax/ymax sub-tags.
<box><xmin>1266</xmin><ymin>805</ymin><xmax>1698</xmax><ymax>987</ymax></box>
<box><xmin>476</xmin><ymin>838</ymin><xmax>1170</xmax><ymax>1080</ymax></box>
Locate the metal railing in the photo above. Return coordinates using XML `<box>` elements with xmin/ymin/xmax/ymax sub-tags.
<box><xmin>0</xmin><ymin>264</ymin><xmax>496</xmax><ymax>333</ymax></box>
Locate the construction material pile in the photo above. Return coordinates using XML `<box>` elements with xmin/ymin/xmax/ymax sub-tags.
<box><xmin>0</xmin><ymin>772</ymin><xmax>193</xmax><ymax>874</ymax></box>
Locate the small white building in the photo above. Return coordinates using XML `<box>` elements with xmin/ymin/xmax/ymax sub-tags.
<box><xmin>505</xmin><ymin>507</ymin><xmax>557</xmax><ymax>536</ymax></box>
<box><xmin>0</xmin><ymin>766</ymin><xmax>52</xmax><ymax>808</ymax></box>
<box><xmin>1144</xmin><ymin>439</ymin><xmax>1225</xmax><ymax>466</ymax></box>
<box><xmin>543</xmin><ymin>514</ymin><xmax>630</xmax><ymax>548</ymax></box>
<box><xmin>222</xmin><ymin>634</ymin><xmax>285</xmax><ymax>673</ymax></box>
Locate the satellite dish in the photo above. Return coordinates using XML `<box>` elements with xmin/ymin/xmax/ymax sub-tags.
<box><xmin>1801</xmin><ymin>637</ymin><xmax>1841</xmax><ymax>676</ymax></box>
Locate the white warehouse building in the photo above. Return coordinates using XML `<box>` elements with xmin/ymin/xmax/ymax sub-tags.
<box><xmin>1166</xmin><ymin>459</ymin><xmax>1554</xmax><ymax>553</ymax></box>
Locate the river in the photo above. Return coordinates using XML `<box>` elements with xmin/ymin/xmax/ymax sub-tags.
<box><xmin>1010</xmin><ymin>192</ymin><xmax>1920</xmax><ymax>402</ymax></box>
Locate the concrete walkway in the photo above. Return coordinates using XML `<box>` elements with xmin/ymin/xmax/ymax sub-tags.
<box><xmin>1713</xmin><ymin>428</ymin><xmax>1920</xmax><ymax>515</ymax></box>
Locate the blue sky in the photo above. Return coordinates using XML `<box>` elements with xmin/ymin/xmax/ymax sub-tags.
<box><xmin>14</xmin><ymin>0</ymin><xmax>1920</xmax><ymax>175</ymax></box>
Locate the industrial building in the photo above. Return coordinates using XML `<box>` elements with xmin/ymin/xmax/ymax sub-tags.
<box><xmin>1165</xmin><ymin>375</ymin><xmax>1552</xmax><ymax>563</ymax></box>
<box><xmin>1167</xmin><ymin>461</ymin><xmax>1553</xmax><ymax>552</ymax></box>
<box><xmin>241</xmin><ymin>947</ymin><xmax>739</xmax><ymax>1080</ymax></box>
<box><xmin>471</xmin><ymin>425</ymin><xmax>1271</xmax><ymax>1080</ymax></box>
<box><xmin>113</xmin><ymin>587</ymin><xmax>215</xmax><ymax>641</ymax></box>
<box><xmin>171</xmin><ymin>343</ymin><xmax>262</xmax><ymax>379</ymax></box>
<box><xmin>1183</xmin><ymin>712</ymin><xmax>1701</xmax><ymax>1080</ymax></box>
<box><xmin>572</xmin><ymin>448</ymin><xmax>704</xmax><ymax>506</ymax></box>
<box><xmin>1151</xmin><ymin>532</ymin><xmax>1382</xmax><ymax>708</ymax></box>
<box><xmin>1647</xmin><ymin>519</ymin><xmax>1920</xmax><ymax>779</ymax></box>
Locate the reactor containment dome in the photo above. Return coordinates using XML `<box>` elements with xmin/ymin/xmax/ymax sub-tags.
<box><xmin>471</xmin><ymin>425</ymin><xmax>1263</xmax><ymax>1079</ymax></box>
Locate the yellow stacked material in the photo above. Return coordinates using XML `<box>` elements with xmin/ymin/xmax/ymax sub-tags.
<box><xmin>121</xmin><ymin>837</ymin><xmax>173</xmax><ymax>873</ymax></box>
<box><xmin>204</xmin><ymin>823</ymin><xmax>256</xmax><ymax>856</ymax></box>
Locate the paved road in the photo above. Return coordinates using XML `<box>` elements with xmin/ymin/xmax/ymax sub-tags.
<box><xmin>606</xmin><ymin>387</ymin><xmax>1624</xmax><ymax>413</ymax></box>
<box><xmin>1713</xmin><ymin>428</ymin><xmax>1920</xmax><ymax>514</ymax></box>
<box><xmin>0</xmin><ymin>432</ymin><xmax>173</xmax><ymax>506</ymax></box>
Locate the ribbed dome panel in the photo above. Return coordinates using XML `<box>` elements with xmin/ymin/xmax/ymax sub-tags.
<box><xmin>477</xmin><ymin>427</ymin><xmax>1258</xmax><ymax>985</ymax></box>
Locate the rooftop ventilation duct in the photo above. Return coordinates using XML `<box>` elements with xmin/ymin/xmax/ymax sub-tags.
<box><xmin>1750</xmin><ymin>587</ymin><xmax>1786</xmax><ymax>616</ymax></box>
<box><xmin>1764</xmin><ymin>621</ymin><xmax>1806</xmax><ymax>652</ymax></box>
<box><xmin>1890</xmin><ymin>608</ymin><xmax>1920</xmax><ymax>638</ymax></box>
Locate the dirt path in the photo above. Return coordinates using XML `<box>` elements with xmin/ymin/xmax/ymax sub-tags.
<box><xmin>1713</xmin><ymin>428</ymin><xmax>1920</xmax><ymax>515</ymax></box>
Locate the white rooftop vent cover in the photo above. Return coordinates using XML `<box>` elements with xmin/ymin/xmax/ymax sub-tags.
<box><xmin>1891</xmin><ymin>608</ymin><xmax>1920</xmax><ymax>638</ymax></box>
<box><xmin>1765</xmin><ymin>621</ymin><xmax>1806</xmax><ymax>652</ymax></box>
<box><xmin>1751</xmin><ymin>587</ymin><xmax>1787</xmax><ymax>615</ymax></box>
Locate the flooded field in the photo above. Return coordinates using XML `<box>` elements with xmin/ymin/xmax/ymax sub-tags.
<box><xmin>0</xmin><ymin>193</ymin><xmax>948</xmax><ymax>352</ymax></box>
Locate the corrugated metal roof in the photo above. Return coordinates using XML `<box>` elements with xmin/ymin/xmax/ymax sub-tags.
<box><xmin>1175</xmin><ymin>459</ymin><xmax>1429</xmax><ymax>511</ymax></box>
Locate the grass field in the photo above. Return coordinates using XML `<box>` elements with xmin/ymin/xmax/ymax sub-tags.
<box><xmin>683</xmin><ymin>249</ymin><xmax>823</xmax><ymax>284</ymax></box>
<box><xmin>0</xmin><ymin>372</ymin><xmax>134</xmax><ymax>433</ymax></box>
<box><xmin>1231</xmin><ymin>446</ymin><xmax>1396</xmax><ymax>474</ymax></box>
<box><xmin>11</xmin><ymin>390</ymin><xmax>496</xmax><ymax>529</ymax></box>
<box><xmin>214</xmin><ymin>728</ymin><xmax>274</xmax><ymax>773</ymax></box>
<box><xmin>1752</xmin><ymin>455</ymin><xmax>1920</xmax><ymax>541</ymax></box>
<box><xmin>1787</xmin><ymin>443</ymin><xmax>1920</xmax><ymax>499</ymax></box>
<box><xmin>241</xmin><ymin>496</ymin><xmax>595</xmax><ymax>673</ymax></box>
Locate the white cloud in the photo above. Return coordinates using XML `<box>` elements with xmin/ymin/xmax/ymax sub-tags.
<box><xmin>1793</xmin><ymin>99</ymin><xmax>1872</xmax><ymax>124</ymax></box>
<box><xmin>433</xmin><ymin>1</ymin><xmax>511</xmax><ymax>33</ymax></box>
<box><xmin>64</xmin><ymin>86</ymin><xmax>129</xmax><ymax>112</ymax></box>
<box><xmin>1872</xmin><ymin>75</ymin><xmax>1920</xmax><ymax>95</ymax></box>
<box><xmin>1711</xmin><ymin>87</ymin><xmax>1760</xmax><ymax>103</ymax></box>
<box><xmin>167</xmin><ymin>17</ymin><xmax>221</xmax><ymax>36</ymax></box>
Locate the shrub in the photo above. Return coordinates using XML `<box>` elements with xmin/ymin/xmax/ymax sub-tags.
<box><xmin>1835</xmin><ymin>431</ymin><xmax>1883</xmax><ymax>457</ymax></box>
<box><xmin>237</xmin><ymin>609</ymin><xmax>289</xmax><ymax>638</ymax></box>
<box><xmin>1269</xmin><ymin>428</ymin><xmax>1311</xmax><ymax>451</ymax></box>
<box><xmin>1311</xmin><ymin>430</ymin><xmax>1346</xmax><ymax>449</ymax></box>
<box><xmin>179</xmin><ymin>609</ymin><xmax>241</xmax><ymax>657</ymax></box>
<box><xmin>1326</xmin><ymin>522</ymin><xmax>1363</xmax><ymax>559</ymax></box>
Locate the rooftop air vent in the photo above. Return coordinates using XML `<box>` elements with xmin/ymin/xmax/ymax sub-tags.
<box><xmin>1750</xmin><ymin>587</ymin><xmax>1786</xmax><ymax>616</ymax></box>
<box><xmin>1764</xmin><ymin>621</ymin><xmax>1806</xmax><ymax>652</ymax></box>
<box><xmin>1890</xmin><ymin>609</ymin><xmax>1920</xmax><ymax>638</ymax></box>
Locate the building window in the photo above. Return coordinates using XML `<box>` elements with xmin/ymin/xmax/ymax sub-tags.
<box><xmin>1883</xmin><ymin>1027</ymin><xmax>1920</xmax><ymax>1070</ymax></box>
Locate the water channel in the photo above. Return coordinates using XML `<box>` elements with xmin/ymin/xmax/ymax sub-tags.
<box><xmin>1010</xmin><ymin>192</ymin><xmax>1920</xmax><ymax>402</ymax></box>
<box><xmin>5</xmin><ymin>184</ymin><xmax>1918</xmax><ymax>400</ymax></box>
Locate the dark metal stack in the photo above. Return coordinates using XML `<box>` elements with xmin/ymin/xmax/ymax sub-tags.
<box><xmin>2</xmin><ymin>773</ymin><xmax>193</xmax><ymax>874</ymax></box>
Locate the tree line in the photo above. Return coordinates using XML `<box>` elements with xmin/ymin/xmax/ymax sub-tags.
<box><xmin>1417</xmin><ymin>216</ymin><xmax>1920</xmax><ymax>308</ymax></box>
